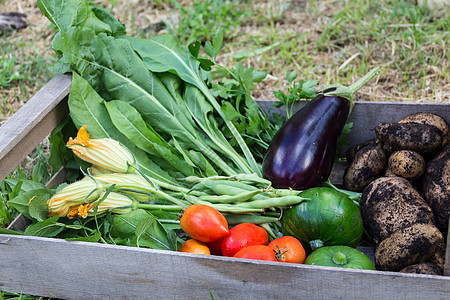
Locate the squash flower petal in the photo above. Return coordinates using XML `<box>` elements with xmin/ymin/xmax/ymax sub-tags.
<box><xmin>67</xmin><ymin>126</ymin><xmax>136</xmax><ymax>173</ymax></box>
<box><xmin>47</xmin><ymin>177</ymin><xmax>103</xmax><ymax>217</ymax></box>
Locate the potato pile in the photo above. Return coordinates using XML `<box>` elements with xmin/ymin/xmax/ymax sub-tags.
<box><xmin>343</xmin><ymin>112</ymin><xmax>449</xmax><ymax>275</ymax></box>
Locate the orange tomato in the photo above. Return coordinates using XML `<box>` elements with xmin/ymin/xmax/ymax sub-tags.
<box><xmin>233</xmin><ymin>245</ymin><xmax>277</xmax><ymax>261</ymax></box>
<box><xmin>268</xmin><ymin>236</ymin><xmax>306</xmax><ymax>263</ymax></box>
<box><xmin>180</xmin><ymin>204</ymin><xmax>229</xmax><ymax>243</ymax></box>
<box><xmin>179</xmin><ymin>239</ymin><xmax>211</xmax><ymax>255</ymax></box>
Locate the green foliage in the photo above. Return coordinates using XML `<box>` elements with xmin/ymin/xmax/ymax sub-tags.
<box><xmin>273</xmin><ymin>71</ymin><xmax>317</xmax><ymax>118</ymax></box>
<box><xmin>169</xmin><ymin>0</ymin><xmax>252</xmax><ymax>43</ymax></box>
<box><xmin>0</xmin><ymin>54</ymin><xmax>25</xmax><ymax>87</ymax></box>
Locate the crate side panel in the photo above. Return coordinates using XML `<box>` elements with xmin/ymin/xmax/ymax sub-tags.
<box><xmin>0</xmin><ymin>74</ymin><xmax>72</xmax><ymax>182</ymax></box>
<box><xmin>0</xmin><ymin>235</ymin><xmax>449</xmax><ymax>300</ymax></box>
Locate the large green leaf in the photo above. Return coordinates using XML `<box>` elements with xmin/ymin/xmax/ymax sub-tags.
<box><xmin>127</xmin><ymin>35</ymin><xmax>261</xmax><ymax>175</ymax></box>
<box><xmin>69</xmin><ymin>72</ymin><xmax>177</xmax><ymax>185</ymax></box>
<box><xmin>37</xmin><ymin>0</ymin><xmax>125</xmax><ymax>36</ymax></box>
<box><xmin>104</xmin><ymin>100</ymin><xmax>195</xmax><ymax>177</ymax></box>
<box><xmin>37</xmin><ymin>0</ymin><xmax>120</xmax><ymax>34</ymax></box>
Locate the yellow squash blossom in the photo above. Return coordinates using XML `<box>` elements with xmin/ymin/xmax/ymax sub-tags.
<box><xmin>48</xmin><ymin>177</ymin><xmax>103</xmax><ymax>217</ymax></box>
<box><xmin>66</xmin><ymin>191</ymin><xmax>134</xmax><ymax>219</ymax></box>
<box><xmin>67</xmin><ymin>125</ymin><xmax>136</xmax><ymax>173</ymax></box>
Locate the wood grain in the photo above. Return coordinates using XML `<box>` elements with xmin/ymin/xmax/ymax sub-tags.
<box><xmin>0</xmin><ymin>73</ymin><xmax>72</xmax><ymax>182</ymax></box>
<box><xmin>0</xmin><ymin>234</ymin><xmax>449</xmax><ymax>300</ymax></box>
<box><xmin>445</xmin><ymin>219</ymin><xmax>450</xmax><ymax>276</ymax></box>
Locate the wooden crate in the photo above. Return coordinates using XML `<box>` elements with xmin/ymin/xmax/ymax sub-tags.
<box><xmin>0</xmin><ymin>74</ymin><xmax>450</xmax><ymax>299</ymax></box>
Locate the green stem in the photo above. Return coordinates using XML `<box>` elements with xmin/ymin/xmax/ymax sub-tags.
<box><xmin>137</xmin><ymin>204</ymin><xmax>185</xmax><ymax>211</ymax></box>
<box><xmin>322</xmin><ymin>67</ymin><xmax>381</xmax><ymax>116</ymax></box>
<box><xmin>332</xmin><ymin>251</ymin><xmax>348</xmax><ymax>265</ymax></box>
<box><xmin>348</xmin><ymin>67</ymin><xmax>381</xmax><ymax>95</ymax></box>
<box><xmin>224</xmin><ymin>214</ymin><xmax>280</xmax><ymax>225</ymax></box>
<box><xmin>199</xmin><ymin>71</ymin><xmax>261</xmax><ymax>176</ymax></box>
<box><xmin>309</xmin><ymin>239</ymin><xmax>324</xmax><ymax>250</ymax></box>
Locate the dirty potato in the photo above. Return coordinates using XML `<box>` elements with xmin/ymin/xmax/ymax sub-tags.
<box><xmin>399</xmin><ymin>262</ymin><xmax>443</xmax><ymax>276</ymax></box>
<box><xmin>360</xmin><ymin>176</ymin><xmax>435</xmax><ymax>244</ymax></box>
<box><xmin>426</xmin><ymin>239</ymin><xmax>446</xmax><ymax>270</ymax></box>
<box><xmin>375</xmin><ymin>223</ymin><xmax>443</xmax><ymax>271</ymax></box>
<box><xmin>399</xmin><ymin>112</ymin><xmax>449</xmax><ymax>142</ymax></box>
<box><xmin>422</xmin><ymin>142</ymin><xmax>450</xmax><ymax>233</ymax></box>
<box><xmin>387</xmin><ymin>150</ymin><xmax>426</xmax><ymax>180</ymax></box>
<box><xmin>375</xmin><ymin>122</ymin><xmax>443</xmax><ymax>154</ymax></box>
<box><xmin>344</xmin><ymin>140</ymin><xmax>387</xmax><ymax>192</ymax></box>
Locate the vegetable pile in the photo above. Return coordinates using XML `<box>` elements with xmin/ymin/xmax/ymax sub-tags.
<box><xmin>344</xmin><ymin>112</ymin><xmax>449</xmax><ymax>275</ymax></box>
<box><xmin>3</xmin><ymin>0</ymin><xmax>401</xmax><ymax>274</ymax></box>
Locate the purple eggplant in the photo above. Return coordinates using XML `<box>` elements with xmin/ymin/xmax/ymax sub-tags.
<box><xmin>262</xmin><ymin>68</ymin><xmax>380</xmax><ymax>190</ymax></box>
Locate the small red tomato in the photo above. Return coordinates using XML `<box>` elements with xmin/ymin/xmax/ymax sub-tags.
<box><xmin>233</xmin><ymin>245</ymin><xmax>277</xmax><ymax>261</ymax></box>
<box><xmin>221</xmin><ymin>223</ymin><xmax>268</xmax><ymax>257</ymax></box>
<box><xmin>268</xmin><ymin>236</ymin><xmax>306</xmax><ymax>264</ymax></box>
<box><xmin>179</xmin><ymin>239</ymin><xmax>211</xmax><ymax>255</ymax></box>
<box><xmin>180</xmin><ymin>204</ymin><xmax>229</xmax><ymax>243</ymax></box>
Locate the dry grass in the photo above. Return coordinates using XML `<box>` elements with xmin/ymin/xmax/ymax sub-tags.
<box><xmin>1</xmin><ymin>0</ymin><xmax>449</xmax><ymax>127</ymax></box>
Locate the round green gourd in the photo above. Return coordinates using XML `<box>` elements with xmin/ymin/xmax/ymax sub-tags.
<box><xmin>281</xmin><ymin>187</ymin><xmax>363</xmax><ymax>252</ymax></box>
<box><xmin>305</xmin><ymin>245</ymin><xmax>376</xmax><ymax>270</ymax></box>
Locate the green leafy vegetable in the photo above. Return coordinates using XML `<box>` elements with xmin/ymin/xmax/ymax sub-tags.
<box><xmin>273</xmin><ymin>71</ymin><xmax>317</xmax><ymax>118</ymax></box>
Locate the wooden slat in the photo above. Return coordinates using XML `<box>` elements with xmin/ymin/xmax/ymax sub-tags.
<box><xmin>445</xmin><ymin>219</ymin><xmax>450</xmax><ymax>276</ymax></box>
<box><xmin>0</xmin><ymin>74</ymin><xmax>72</xmax><ymax>182</ymax></box>
<box><xmin>0</xmin><ymin>234</ymin><xmax>449</xmax><ymax>300</ymax></box>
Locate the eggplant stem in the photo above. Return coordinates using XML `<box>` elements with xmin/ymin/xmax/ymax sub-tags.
<box><xmin>348</xmin><ymin>67</ymin><xmax>381</xmax><ymax>95</ymax></box>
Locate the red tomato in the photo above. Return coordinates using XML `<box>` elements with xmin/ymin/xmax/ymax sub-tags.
<box><xmin>179</xmin><ymin>239</ymin><xmax>211</xmax><ymax>255</ymax></box>
<box><xmin>233</xmin><ymin>245</ymin><xmax>277</xmax><ymax>261</ymax></box>
<box><xmin>180</xmin><ymin>204</ymin><xmax>229</xmax><ymax>243</ymax></box>
<box><xmin>268</xmin><ymin>236</ymin><xmax>306</xmax><ymax>264</ymax></box>
<box><xmin>221</xmin><ymin>223</ymin><xmax>268</xmax><ymax>257</ymax></box>
<box><xmin>206</xmin><ymin>237</ymin><xmax>224</xmax><ymax>256</ymax></box>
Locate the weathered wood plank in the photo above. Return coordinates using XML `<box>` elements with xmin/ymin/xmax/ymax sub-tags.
<box><xmin>445</xmin><ymin>219</ymin><xmax>450</xmax><ymax>276</ymax></box>
<box><xmin>0</xmin><ymin>234</ymin><xmax>449</xmax><ymax>300</ymax></box>
<box><xmin>0</xmin><ymin>74</ymin><xmax>72</xmax><ymax>182</ymax></box>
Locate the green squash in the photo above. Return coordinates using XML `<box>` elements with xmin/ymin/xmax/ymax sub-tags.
<box><xmin>281</xmin><ymin>187</ymin><xmax>363</xmax><ymax>252</ymax></box>
<box><xmin>305</xmin><ymin>245</ymin><xmax>376</xmax><ymax>270</ymax></box>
